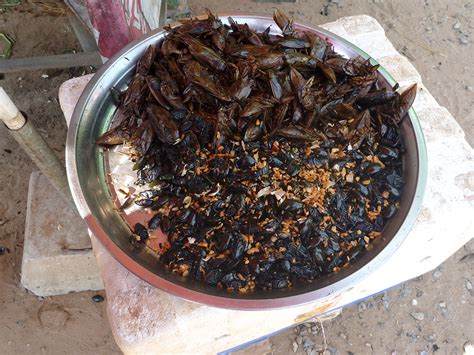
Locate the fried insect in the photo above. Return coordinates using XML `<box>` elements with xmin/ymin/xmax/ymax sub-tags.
<box><xmin>96</xmin><ymin>10</ymin><xmax>416</xmax><ymax>292</ymax></box>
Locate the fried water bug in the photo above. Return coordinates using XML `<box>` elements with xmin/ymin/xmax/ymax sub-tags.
<box><xmin>97</xmin><ymin>9</ymin><xmax>415</xmax><ymax>292</ymax></box>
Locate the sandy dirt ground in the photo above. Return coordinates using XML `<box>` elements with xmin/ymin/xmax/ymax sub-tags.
<box><xmin>0</xmin><ymin>1</ymin><xmax>472</xmax><ymax>354</ymax></box>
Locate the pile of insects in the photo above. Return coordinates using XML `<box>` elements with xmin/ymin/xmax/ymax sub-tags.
<box><xmin>97</xmin><ymin>10</ymin><xmax>416</xmax><ymax>292</ymax></box>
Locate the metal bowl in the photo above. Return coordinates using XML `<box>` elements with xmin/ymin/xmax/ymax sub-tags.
<box><xmin>66</xmin><ymin>15</ymin><xmax>427</xmax><ymax>310</ymax></box>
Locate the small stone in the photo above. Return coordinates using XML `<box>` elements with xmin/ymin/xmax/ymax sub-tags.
<box><xmin>417</xmin><ymin>351</ymin><xmax>427</xmax><ymax>355</ymax></box>
<box><xmin>358</xmin><ymin>301</ymin><xmax>367</xmax><ymax>312</ymax></box>
<box><xmin>465</xmin><ymin>280</ymin><xmax>473</xmax><ymax>291</ymax></box>
<box><xmin>41</xmin><ymin>74</ymin><xmax>49</xmax><ymax>79</ymax></box>
<box><xmin>438</xmin><ymin>301</ymin><xmax>447</xmax><ymax>308</ymax></box>
<box><xmin>411</xmin><ymin>312</ymin><xmax>425</xmax><ymax>321</ymax></box>
<box><xmin>92</xmin><ymin>294</ymin><xmax>104</xmax><ymax>303</ymax></box>
<box><xmin>322</xmin><ymin>350</ymin><xmax>331</xmax><ymax>355</ymax></box>
<box><xmin>292</xmin><ymin>341</ymin><xmax>298</xmax><ymax>352</ymax></box>
<box><xmin>412</xmin><ymin>299</ymin><xmax>418</xmax><ymax>306</ymax></box>
<box><xmin>423</xmin><ymin>334</ymin><xmax>436</xmax><ymax>342</ymax></box>
<box><xmin>308</xmin><ymin>349</ymin><xmax>317</xmax><ymax>355</ymax></box>
<box><xmin>311</xmin><ymin>344</ymin><xmax>323</xmax><ymax>352</ymax></box>
<box><xmin>365</xmin><ymin>342</ymin><xmax>372</xmax><ymax>347</ymax></box>
<box><xmin>464</xmin><ymin>342</ymin><xmax>474</xmax><ymax>354</ymax></box>
<box><xmin>459</xmin><ymin>34</ymin><xmax>470</xmax><ymax>45</ymax></box>
<box><xmin>453</xmin><ymin>22</ymin><xmax>461</xmax><ymax>30</ymax></box>
<box><xmin>416</xmin><ymin>290</ymin><xmax>423</xmax><ymax>297</ymax></box>
<box><xmin>339</xmin><ymin>332</ymin><xmax>347</xmax><ymax>340</ymax></box>
<box><xmin>465</xmin><ymin>85</ymin><xmax>473</xmax><ymax>92</ymax></box>
<box><xmin>296</xmin><ymin>336</ymin><xmax>303</xmax><ymax>345</ymax></box>
<box><xmin>303</xmin><ymin>337</ymin><xmax>314</xmax><ymax>348</ymax></box>
<box><xmin>400</xmin><ymin>286</ymin><xmax>412</xmax><ymax>298</ymax></box>
<box><xmin>320</xmin><ymin>4</ymin><xmax>329</xmax><ymax>16</ymax></box>
<box><xmin>298</xmin><ymin>324</ymin><xmax>308</xmax><ymax>332</ymax></box>
<box><xmin>425</xmin><ymin>26</ymin><xmax>432</xmax><ymax>32</ymax></box>
<box><xmin>433</xmin><ymin>270</ymin><xmax>442</xmax><ymax>279</ymax></box>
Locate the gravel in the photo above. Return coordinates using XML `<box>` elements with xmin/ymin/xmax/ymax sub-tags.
<box><xmin>382</xmin><ymin>293</ymin><xmax>391</xmax><ymax>309</ymax></box>
<box><xmin>459</xmin><ymin>34</ymin><xmax>470</xmax><ymax>45</ymax></box>
<box><xmin>439</xmin><ymin>301</ymin><xmax>449</xmax><ymax>318</ymax></box>
<box><xmin>465</xmin><ymin>279</ymin><xmax>472</xmax><ymax>291</ymax></box>
<box><xmin>423</xmin><ymin>334</ymin><xmax>436</xmax><ymax>343</ymax></box>
<box><xmin>92</xmin><ymin>295</ymin><xmax>104</xmax><ymax>303</ymax></box>
<box><xmin>303</xmin><ymin>337</ymin><xmax>314</xmax><ymax>348</ymax></box>
<box><xmin>313</xmin><ymin>344</ymin><xmax>324</xmax><ymax>352</ymax></box>
<box><xmin>299</xmin><ymin>328</ymin><xmax>309</xmax><ymax>336</ymax></box>
<box><xmin>410</xmin><ymin>312</ymin><xmax>425</xmax><ymax>321</ymax></box>
<box><xmin>292</xmin><ymin>341</ymin><xmax>298</xmax><ymax>352</ymax></box>
<box><xmin>400</xmin><ymin>286</ymin><xmax>413</xmax><ymax>298</ymax></box>
<box><xmin>407</xmin><ymin>332</ymin><xmax>418</xmax><ymax>341</ymax></box>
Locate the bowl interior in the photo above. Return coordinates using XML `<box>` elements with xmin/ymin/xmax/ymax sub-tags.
<box><xmin>67</xmin><ymin>15</ymin><xmax>425</xmax><ymax>309</ymax></box>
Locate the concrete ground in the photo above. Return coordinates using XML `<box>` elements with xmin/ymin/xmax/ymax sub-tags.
<box><xmin>0</xmin><ymin>0</ymin><xmax>472</xmax><ymax>354</ymax></box>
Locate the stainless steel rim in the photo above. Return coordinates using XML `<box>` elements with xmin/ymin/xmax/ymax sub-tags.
<box><xmin>66</xmin><ymin>15</ymin><xmax>428</xmax><ymax>310</ymax></box>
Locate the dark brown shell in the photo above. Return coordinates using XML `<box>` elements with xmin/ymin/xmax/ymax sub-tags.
<box><xmin>97</xmin><ymin>10</ymin><xmax>414</xmax><ymax>293</ymax></box>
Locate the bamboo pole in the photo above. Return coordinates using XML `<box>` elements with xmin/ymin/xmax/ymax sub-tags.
<box><xmin>0</xmin><ymin>87</ymin><xmax>77</xmax><ymax>211</ymax></box>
